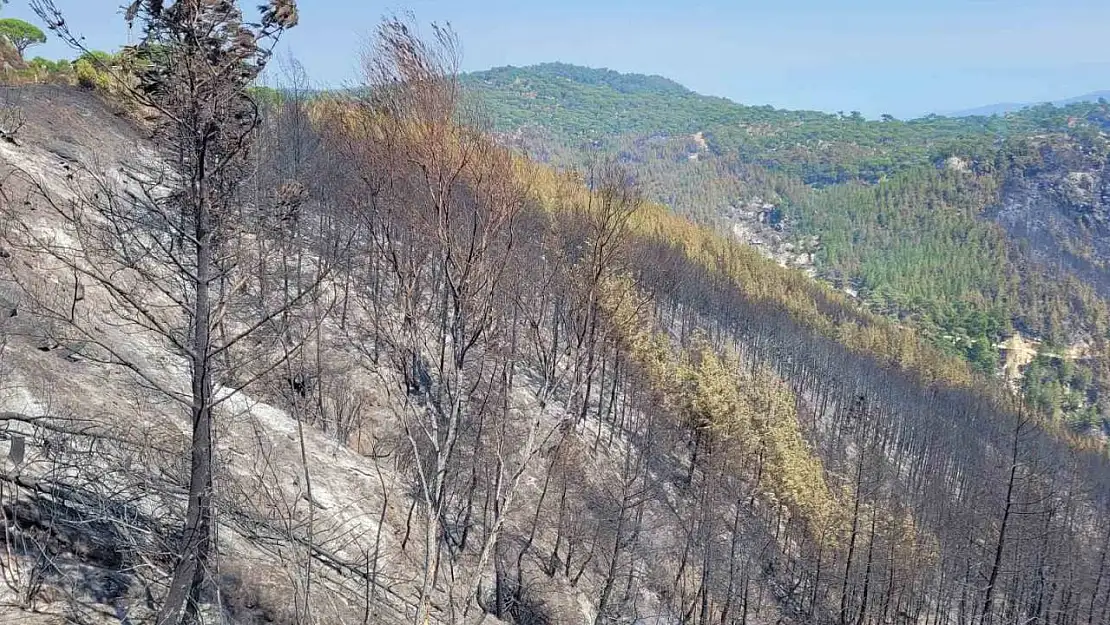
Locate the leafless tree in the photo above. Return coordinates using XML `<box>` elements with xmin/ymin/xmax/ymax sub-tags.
<box><xmin>328</xmin><ymin>15</ymin><xmax>587</xmax><ymax>623</ymax></box>
<box><xmin>17</xmin><ymin>2</ymin><xmax>309</xmax><ymax>623</ymax></box>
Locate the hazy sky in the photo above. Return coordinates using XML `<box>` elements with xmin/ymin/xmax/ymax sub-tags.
<box><xmin>8</xmin><ymin>0</ymin><xmax>1110</xmax><ymax>118</ymax></box>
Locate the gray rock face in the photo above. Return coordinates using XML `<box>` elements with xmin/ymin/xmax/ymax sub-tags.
<box><xmin>991</xmin><ymin>139</ymin><xmax>1110</xmax><ymax>296</ymax></box>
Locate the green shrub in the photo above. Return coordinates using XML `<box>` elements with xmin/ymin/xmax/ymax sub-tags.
<box><xmin>74</xmin><ymin>58</ymin><xmax>101</xmax><ymax>89</ymax></box>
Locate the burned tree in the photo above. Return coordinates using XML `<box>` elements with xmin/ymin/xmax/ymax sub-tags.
<box><xmin>21</xmin><ymin>2</ymin><xmax>304</xmax><ymax>623</ymax></box>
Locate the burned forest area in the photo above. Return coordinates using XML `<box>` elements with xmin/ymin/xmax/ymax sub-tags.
<box><xmin>0</xmin><ymin>2</ymin><xmax>1107</xmax><ymax>625</ymax></box>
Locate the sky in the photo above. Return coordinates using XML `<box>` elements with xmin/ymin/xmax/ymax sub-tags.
<box><xmin>7</xmin><ymin>0</ymin><xmax>1110</xmax><ymax>119</ymax></box>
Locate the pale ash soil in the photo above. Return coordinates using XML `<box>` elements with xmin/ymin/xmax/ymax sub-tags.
<box><xmin>0</xmin><ymin>86</ymin><xmax>416</xmax><ymax>623</ymax></box>
<box><xmin>0</xmin><ymin>87</ymin><xmax>776</xmax><ymax>625</ymax></box>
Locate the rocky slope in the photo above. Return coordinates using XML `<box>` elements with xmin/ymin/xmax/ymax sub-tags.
<box><xmin>992</xmin><ymin>133</ymin><xmax>1110</xmax><ymax>296</ymax></box>
<box><xmin>0</xmin><ymin>84</ymin><xmax>790</xmax><ymax>625</ymax></box>
<box><xmin>2</xmin><ymin>79</ymin><xmax>1110</xmax><ymax>625</ymax></box>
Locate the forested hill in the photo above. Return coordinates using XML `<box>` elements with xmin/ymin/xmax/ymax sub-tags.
<box><xmin>465</xmin><ymin>63</ymin><xmax>1110</xmax><ymax>434</ymax></box>
<box><xmin>463</xmin><ymin>63</ymin><xmax>1107</xmax><ymax>185</ymax></box>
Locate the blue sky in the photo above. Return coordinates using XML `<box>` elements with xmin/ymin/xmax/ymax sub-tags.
<box><xmin>7</xmin><ymin>0</ymin><xmax>1110</xmax><ymax>118</ymax></box>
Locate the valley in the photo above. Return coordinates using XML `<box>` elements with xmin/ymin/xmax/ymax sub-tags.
<box><xmin>466</xmin><ymin>63</ymin><xmax>1110</xmax><ymax>433</ymax></box>
<box><xmin>0</xmin><ymin>3</ymin><xmax>1106</xmax><ymax>625</ymax></box>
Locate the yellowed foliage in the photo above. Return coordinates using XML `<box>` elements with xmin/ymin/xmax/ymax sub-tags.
<box><xmin>511</xmin><ymin>158</ymin><xmax>985</xmax><ymax>395</ymax></box>
<box><xmin>622</xmin><ymin>327</ymin><xmax>837</xmax><ymax>537</ymax></box>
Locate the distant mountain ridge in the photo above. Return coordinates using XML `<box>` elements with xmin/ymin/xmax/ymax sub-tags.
<box><xmin>473</xmin><ymin>61</ymin><xmax>694</xmax><ymax>96</ymax></box>
<box><xmin>462</xmin><ymin>62</ymin><xmax>1103</xmax><ymax>186</ymax></box>
<box><xmin>466</xmin><ymin>63</ymin><xmax>1109</xmax><ymax>123</ymax></box>
<box><xmin>946</xmin><ymin>90</ymin><xmax>1110</xmax><ymax>117</ymax></box>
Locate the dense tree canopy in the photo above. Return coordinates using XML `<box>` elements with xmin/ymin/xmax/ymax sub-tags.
<box><xmin>0</xmin><ymin>18</ymin><xmax>46</xmax><ymax>56</ymax></box>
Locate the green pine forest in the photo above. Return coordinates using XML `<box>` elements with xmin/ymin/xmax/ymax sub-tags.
<box><xmin>464</xmin><ymin>63</ymin><xmax>1110</xmax><ymax>432</ymax></box>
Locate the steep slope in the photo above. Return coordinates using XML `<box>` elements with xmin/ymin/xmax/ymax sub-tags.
<box><xmin>2</xmin><ymin>70</ymin><xmax>1110</xmax><ymax>625</ymax></box>
<box><xmin>467</xmin><ymin>63</ymin><xmax>1110</xmax><ymax>432</ymax></box>
<box><xmin>0</xmin><ymin>85</ymin><xmax>429</xmax><ymax>624</ymax></box>
<box><xmin>0</xmin><ymin>83</ymin><xmax>830</xmax><ymax>625</ymax></box>
<box><xmin>991</xmin><ymin>131</ymin><xmax>1110</xmax><ymax>296</ymax></box>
